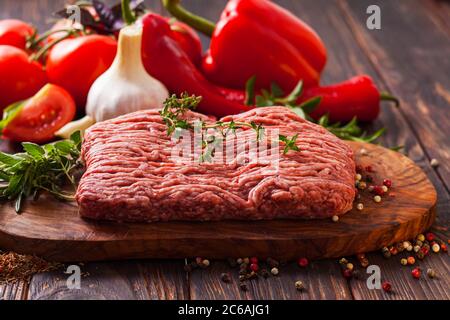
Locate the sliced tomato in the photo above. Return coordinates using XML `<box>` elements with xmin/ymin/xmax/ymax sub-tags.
<box><xmin>2</xmin><ymin>84</ymin><xmax>76</xmax><ymax>143</ymax></box>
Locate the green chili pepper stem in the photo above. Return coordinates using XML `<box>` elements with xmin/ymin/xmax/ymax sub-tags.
<box><xmin>122</xmin><ymin>0</ymin><xmax>137</xmax><ymax>25</ymax></box>
<box><xmin>380</xmin><ymin>92</ymin><xmax>400</xmax><ymax>107</ymax></box>
<box><xmin>162</xmin><ymin>0</ymin><xmax>216</xmax><ymax>37</ymax></box>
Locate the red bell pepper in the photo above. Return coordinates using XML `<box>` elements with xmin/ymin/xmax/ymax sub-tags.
<box><xmin>163</xmin><ymin>0</ymin><xmax>327</xmax><ymax>92</ymax></box>
<box><xmin>301</xmin><ymin>75</ymin><xmax>399</xmax><ymax>123</ymax></box>
<box><xmin>141</xmin><ymin>13</ymin><xmax>252</xmax><ymax>118</ymax></box>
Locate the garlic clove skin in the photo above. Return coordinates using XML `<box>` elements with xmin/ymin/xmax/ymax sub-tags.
<box><xmin>86</xmin><ymin>24</ymin><xmax>169</xmax><ymax>122</ymax></box>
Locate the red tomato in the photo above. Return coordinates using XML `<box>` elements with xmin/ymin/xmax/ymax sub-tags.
<box><xmin>46</xmin><ymin>35</ymin><xmax>117</xmax><ymax>111</ymax></box>
<box><xmin>0</xmin><ymin>19</ymin><xmax>35</xmax><ymax>50</ymax></box>
<box><xmin>0</xmin><ymin>45</ymin><xmax>47</xmax><ymax>111</ymax></box>
<box><xmin>3</xmin><ymin>84</ymin><xmax>76</xmax><ymax>143</ymax></box>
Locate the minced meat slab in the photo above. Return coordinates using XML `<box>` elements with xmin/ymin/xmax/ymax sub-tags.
<box><xmin>76</xmin><ymin>107</ymin><xmax>356</xmax><ymax>222</ymax></box>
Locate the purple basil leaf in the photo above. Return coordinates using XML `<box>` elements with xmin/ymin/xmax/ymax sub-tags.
<box><xmin>92</xmin><ymin>0</ymin><xmax>116</xmax><ymax>29</ymax></box>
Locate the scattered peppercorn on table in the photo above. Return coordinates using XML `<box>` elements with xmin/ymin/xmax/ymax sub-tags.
<box><xmin>0</xmin><ymin>0</ymin><xmax>449</xmax><ymax>300</ymax></box>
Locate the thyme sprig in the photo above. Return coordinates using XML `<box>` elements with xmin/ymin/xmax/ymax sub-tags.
<box><xmin>0</xmin><ymin>131</ymin><xmax>83</xmax><ymax>213</ymax></box>
<box><xmin>160</xmin><ymin>93</ymin><xmax>301</xmax><ymax>161</ymax></box>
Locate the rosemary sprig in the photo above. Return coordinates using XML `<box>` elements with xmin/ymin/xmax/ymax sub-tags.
<box><xmin>245</xmin><ymin>78</ymin><xmax>386</xmax><ymax>144</ymax></box>
<box><xmin>0</xmin><ymin>131</ymin><xmax>83</xmax><ymax>213</ymax></box>
<box><xmin>161</xmin><ymin>93</ymin><xmax>301</xmax><ymax>161</ymax></box>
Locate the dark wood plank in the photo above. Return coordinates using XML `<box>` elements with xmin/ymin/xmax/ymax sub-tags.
<box><xmin>0</xmin><ymin>280</ymin><xmax>27</xmax><ymax>300</ymax></box>
<box><xmin>28</xmin><ymin>260</ymin><xmax>188</xmax><ymax>300</ymax></box>
<box><xmin>349</xmin><ymin>252</ymin><xmax>450</xmax><ymax>300</ymax></box>
<box><xmin>339</xmin><ymin>0</ymin><xmax>450</xmax><ymax>200</ymax></box>
<box><xmin>189</xmin><ymin>260</ymin><xmax>352</xmax><ymax>300</ymax></box>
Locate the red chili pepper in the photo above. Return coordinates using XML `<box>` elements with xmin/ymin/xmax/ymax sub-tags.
<box><xmin>141</xmin><ymin>13</ymin><xmax>252</xmax><ymax>118</ymax></box>
<box><xmin>300</xmin><ymin>75</ymin><xmax>399</xmax><ymax>123</ymax></box>
<box><xmin>163</xmin><ymin>0</ymin><xmax>327</xmax><ymax>92</ymax></box>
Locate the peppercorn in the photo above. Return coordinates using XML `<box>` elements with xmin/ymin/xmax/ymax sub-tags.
<box><xmin>202</xmin><ymin>259</ymin><xmax>210</xmax><ymax>268</ymax></box>
<box><xmin>426</xmin><ymin>233</ymin><xmax>435</xmax><ymax>242</ymax></box>
<box><xmin>382</xmin><ymin>247</ymin><xmax>391</xmax><ymax>259</ymax></box>
<box><xmin>407</xmin><ymin>256</ymin><xmax>415</xmax><ymax>265</ymax></box>
<box><xmin>356</xmin><ymin>203</ymin><xmax>364</xmax><ymax>211</ymax></box>
<box><xmin>400</xmin><ymin>258</ymin><xmax>408</xmax><ymax>266</ymax></box>
<box><xmin>413</xmin><ymin>245</ymin><xmax>421</xmax><ymax>253</ymax></box>
<box><xmin>249</xmin><ymin>263</ymin><xmax>259</xmax><ymax>272</ymax></box>
<box><xmin>356</xmin><ymin>173</ymin><xmax>362</xmax><ymax>181</ymax></box>
<box><xmin>358</xmin><ymin>182</ymin><xmax>367</xmax><ymax>191</ymax></box>
<box><xmin>381</xmin><ymin>185</ymin><xmax>389</xmax><ymax>193</ymax></box>
<box><xmin>261</xmin><ymin>269</ymin><xmax>270</xmax><ymax>279</ymax></box>
<box><xmin>373</xmin><ymin>186</ymin><xmax>385</xmax><ymax>196</ymax></box>
<box><xmin>221</xmin><ymin>273</ymin><xmax>231</xmax><ymax>283</ymax></box>
<box><xmin>266</xmin><ymin>258</ymin><xmax>279</xmax><ymax>268</ymax></box>
<box><xmin>243</xmin><ymin>257</ymin><xmax>250</xmax><ymax>264</ymax></box>
<box><xmin>342</xmin><ymin>269</ymin><xmax>353</xmax><ymax>279</ymax></box>
<box><xmin>383</xmin><ymin>179</ymin><xmax>392</xmax><ymax>188</ymax></box>
<box><xmin>421</xmin><ymin>246</ymin><xmax>430</xmax><ymax>256</ymax></box>
<box><xmin>346</xmin><ymin>263</ymin><xmax>354</xmax><ymax>271</ymax></box>
<box><xmin>365</xmin><ymin>166</ymin><xmax>374</xmax><ymax>173</ymax></box>
<box><xmin>427</xmin><ymin>268</ymin><xmax>436</xmax><ymax>279</ymax></box>
<box><xmin>382</xmin><ymin>281</ymin><xmax>392</xmax><ymax>293</ymax></box>
<box><xmin>417</xmin><ymin>234</ymin><xmax>425</xmax><ymax>242</ymax></box>
<box><xmin>295</xmin><ymin>280</ymin><xmax>305</xmax><ymax>291</ymax></box>
<box><xmin>239</xmin><ymin>283</ymin><xmax>248</xmax><ymax>291</ymax></box>
<box><xmin>247</xmin><ymin>271</ymin><xmax>257</xmax><ymax>280</ymax></box>
<box><xmin>396</xmin><ymin>242</ymin><xmax>405</xmax><ymax>252</ymax></box>
<box><xmin>416</xmin><ymin>240</ymin><xmax>423</xmax><ymax>247</ymax></box>
<box><xmin>360</xmin><ymin>258</ymin><xmax>369</xmax><ymax>268</ymax></box>
<box><xmin>374</xmin><ymin>195</ymin><xmax>382</xmax><ymax>203</ymax></box>
<box><xmin>339</xmin><ymin>258</ymin><xmax>348</xmax><ymax>265</ymax></box>
<box><xmin>430</xmin><ymin>158</ymin><xmax>439</xmax><ymax>168</ymax></box>
<box><xmin>411</xmin><ymin>268</ymin><xmax>421</xmax><ymax>279</ymax></box>
<box><xmin>367</xmin><ymin>185</ymin><xmax>374</xmax><ymax>192</ymax></box>
<box><xmin>360</xmin><ymin>149</ymin><xmax>368</xmax><ymax>156</ymax></box>
<box><xmin>236</xmin><ymin>258</ymin><xmax>243</xmax><ymax>265</ymax></box>
<box><xmin>332</xmin><ymin>215</ymin><xmax>339</xmax><ymax>222</ymax></box>
<box><xmin>250</xmin><ymin>257</ymin><xmax>258</xmax><ymax>265</ymax></box>
<box><xmin>432</xmin><ymin>243</ymin><xmax>440</xmax><ymax>253</ymax></box>
<box><xmin>406</xmin><ymin>245</ymin><xmax>413</xmax><ymax>252</ymax></box>
<box><xmin>441</xmin><ymin>243</ymin><xmax>448</xmax><ymax>252</ymax></box>
<box><xmin>195</xmin><ymin>257</ymin><xmax>203</xmax><ymax>265</ymax></box>
<box><xmin>416</xmin><ymin>250</ymin><xmax>425</xmax><ymax>260</ymax></box>
<box><xmin>389</xmin><ymin>246</ymin><xmax>399</xmax><ymax>256</ymax></box>
<box><xmin>298</xmin><ymin>258</ymin><xmax>309</xmax><ymax>268</ymax></box>
<box><xmin>271</xmin><ymin>267</ymin><xmax>279</xmax><ymax>276</ymax></box>
<box><xmin>239</xmin><ymin>275</ymin><xmax>246</xmax><ymax>282</ymax></box>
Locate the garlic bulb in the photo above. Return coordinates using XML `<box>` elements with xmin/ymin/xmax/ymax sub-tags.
<box><xmin>86</xmin><ymin>24</ymin><xmax>169</xmax><ymax>121</ymax></box>
<box><xmin>56</xmin><ymin>24</ymin><xmax>169</xmax><ymax>139</ymax></box>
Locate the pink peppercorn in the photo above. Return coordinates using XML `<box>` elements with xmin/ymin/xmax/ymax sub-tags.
<box><xmin>373</xmin><ymin>186</ymin><xmax>385</xmax><ymax>196</ymax></box>
<box><xmin>411</xmin><ymin>268</ymin><xmax>421</xmax><ymax>279</ymax></box>
<box><xmin>250</xmin><ymin>257</ymin><xmax>258</xmax><ymax>265</ymax></box>
<box><xmin>382</xmin><ymin>281</ymin><xmax>392</xmax><ymax>292</ymax></box>
<box><xmin>298</xmin><ymin>258</ymin><xmax>309</xmax><ymax>268</ymax></box>
<box><xmin>383</xmin><ymin>179</ymin><xmax>392</xmax><ymax>188</ymax></box>
<box><xmin>249</xmin><ymin>263</ymin><xmax>259</xmax><ymax>272</ymax></box>
<box><xmin>426</xmin><ymin>233</ymin><xmax>435</xmax><ymax>242</ymax></box>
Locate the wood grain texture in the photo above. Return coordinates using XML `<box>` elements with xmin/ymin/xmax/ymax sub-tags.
<box><xmin>189</xmin><ymin>260</ymin><xmax>352</xmax><ymax>300</ymax></box>
<box><xmin>348</xmin><ymin>252</ymin><xmax>450</xmax><ymax>300</ymax></box>
<box><xmin>28</xmin><ymin>260</ymin><xmax>188</xmax><ymax>300</ymax></box>
<box><xmin>340</xmin><ymin>0</ymin><xmax>450</xmax><ymax>201</ymax></box>
<box><xmin>0</xmin><ymin>142</ymin><xmax>437</xmax><ymax>262</ymax></box>
<box><xmin>0</xmin><ymin>280</ymin><xmax>28</xmax><ymax>300</ymax></box>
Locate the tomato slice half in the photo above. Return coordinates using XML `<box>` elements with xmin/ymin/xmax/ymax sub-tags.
<box><xmin>3</xmin><ymin>84</ymin><xmax>76</xmax><ymax>143</ymax></box>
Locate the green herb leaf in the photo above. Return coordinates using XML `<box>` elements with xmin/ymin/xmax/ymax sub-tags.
<box><xmin>298</xmin><ymin>96</ymin><xmax>322</xmax><ymax>114</ymax></box>
<box><xmin>0</xmin><ymin>152</ymin><xmax>23</xmax><ymax>166</ymax></box>
<box><xmin>22</xmin><ymin>143</ymin><xmax>45</xmax><ymax>160</ymax></box>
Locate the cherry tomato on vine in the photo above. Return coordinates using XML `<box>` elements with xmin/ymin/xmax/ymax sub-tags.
<box><xmin>0</xmin><ymin>19</ymin><xmax>35</xmax><ymax>50</ymax></box>
<box><xmin>46</xmin><ymin>35</ymin><xmax>117</xmax><ymax>111</ymax></box>
<box><xmin>0</xmin><ymin>45</ymin><xmax>47</xmax><ymax>111</ymax></box>
<box><xmin>2</xmin><ymin>84</ymin><xmax>76</xmax><ymax>143</ymax></box>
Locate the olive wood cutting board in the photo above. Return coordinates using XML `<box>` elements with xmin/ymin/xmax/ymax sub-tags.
<box><xmin>0</xmin><ymin>142</ymin><xmax>437</xmax><ymax>262</ymax></box>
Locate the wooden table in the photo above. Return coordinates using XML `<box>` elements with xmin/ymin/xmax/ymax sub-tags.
<box><xmin>1</xmin><ymin>0</ymin><xmax>449</xmax><ymax>300</ymax></box>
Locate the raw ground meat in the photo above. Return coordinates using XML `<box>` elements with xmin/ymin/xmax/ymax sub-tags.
<box><xmin>76</xmin><ymin>107</ymin><xmax>356</xmax><ymax>222</ymax></box>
